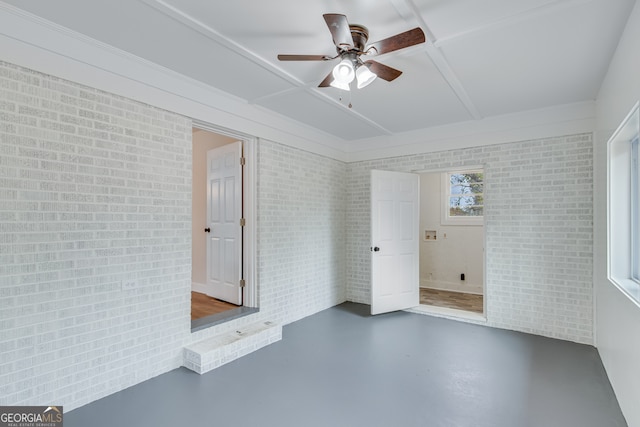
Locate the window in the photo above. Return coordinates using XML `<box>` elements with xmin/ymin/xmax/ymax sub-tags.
<box><xmin>608</xmin><ymin>102</ymin><xmax>640</xmax><ymax>304</ymax></box>
<box><xmin>441</xmin><ymin>169</ymin><xmax>484</xmax><ymax>225</ymax></box>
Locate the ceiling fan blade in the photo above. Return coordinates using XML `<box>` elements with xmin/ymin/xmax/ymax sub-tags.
<box><xmin>367</xmin><ymin>27</ymin><xmax>426</xmax><ymax>56</ymax></box>
<box><xmin>318</xmin><ymin>71</ymin><xmax>334</xmax><ymax>88</ymax></box>
<box><xmin>278</xmin><ymin>54</ymin><xmax>331</xmax><ymax>61</ymax></box>
<box><xmin>323</xmin><ymin>13</ymin><xmax>354</xmax><ymax>49</ymax></box>
<box><xmin>365</xmin><ymin>60</ymin><xmax>403</xmax><ymax>82</ymax></box>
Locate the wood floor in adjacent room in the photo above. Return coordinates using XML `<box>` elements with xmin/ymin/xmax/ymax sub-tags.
<box><xmin>191</xmin><ymin>291</ymin><xmax>238</xmax><ymax>320</ymax></box>
<box><xmin>420</xmin><ymin>288</ymin><xmax>483</xmax><ymax>313</ymax></box>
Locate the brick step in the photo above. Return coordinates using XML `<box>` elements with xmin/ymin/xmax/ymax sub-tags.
<box><xmin>183</xmin><ymin>321</ymin><xmax>281</xmax><ymax>374</ymax></box>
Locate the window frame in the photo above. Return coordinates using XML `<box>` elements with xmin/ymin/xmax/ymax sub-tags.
<box><xmin>632</xmin><ymin>135</ymin><xmax>639</xmax><ymax>284</ymax></box>
<box><xmin>607</xmin><ymin>101</ymin><xmax>640</xmax><ymax>305</ymax></box>
<box><xmin>441</xmin><ymin>169</ymin><xmax>484</xmax><ymax>226</ymax></box>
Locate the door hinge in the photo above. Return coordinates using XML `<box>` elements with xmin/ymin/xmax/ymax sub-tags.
<box><xmin>239</xmin><ymin>279</ymin><xmax>246</xmax><ymax>288</ymax></box>
<box><xmin>240</xmin><ymin>217</ymin><xmax>246</xmax><ymax>227</ymax></box>
<box><xmin>240</xmin><ymin>156</ymin><xmax>246</xmax><ymax>166</ymax></box>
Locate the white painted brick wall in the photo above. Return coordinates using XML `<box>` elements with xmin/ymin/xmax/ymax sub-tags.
<box><xmin>0</xmin><ymin>61</ymin><xmax>193</xmax><ymax>409</ymax></box>
<box><xmin>0</xmin><ymin>62</ymin><xmax>348</xmax><ymax>411</ymax></box>
<box><xmin>256</xmin><ymin>140</ymin><xmax>347</xmax><ymax>325</ymax></box>
<box><xmin>346</xmin><ymin>134</ymin><xmax>594</xmax><ymax>344</ymax></box>
<box><xmin>0</xmin><ymin>60</ymin><xmax>593</xmax><ymax>410</ymax></box>
<box><xmin>189</xmin><ymin>141</ymin><xmax>347</xmax><ymax>344</ymax></box>
<box><xmin>183</xmin><ymin>320</ymin><xmax>282</xmax><ymax>374</ymax></box>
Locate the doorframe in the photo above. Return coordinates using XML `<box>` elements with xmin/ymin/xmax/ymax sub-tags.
<box><xmin>193</xmin><ymin>120</ymin><xmax>257</xmax><ymax>308</ymax></box>
<box><xmin>412</xmin><ymin>165</ymin><xmax>487</xmax><ymax>319</ymax></box>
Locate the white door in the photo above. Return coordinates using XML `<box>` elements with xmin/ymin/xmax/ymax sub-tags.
<box><xmin>370</xmin><ymin>170</ymin><xmax>420</xmax><ymax>315</ymax></box>
<box><xmin>206</xmin><ymin>141</ymin><xmax>243</xmax><ymax>305</ymax></box>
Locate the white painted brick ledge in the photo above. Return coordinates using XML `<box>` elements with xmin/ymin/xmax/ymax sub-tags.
<box><xmin>183</xmin><ymin>321</ymin><xmax>282</xmax><ymax>374</ymax></box>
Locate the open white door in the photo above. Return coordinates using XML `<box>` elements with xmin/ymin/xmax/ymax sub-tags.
<box><xmin>371</xmin><ymin>170</ymin><xmax>420</xmax><ymax>315</ymax></box>
<box><xmin>205</xmin><ymin>141</ymin><xmax>243</xmax><ymax>305</ymax></box>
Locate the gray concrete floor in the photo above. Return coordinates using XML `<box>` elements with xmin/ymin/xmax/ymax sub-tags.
<box><xmin>66</xmin><ymin>303</ymin><xmax>627</xmax><ymax>427</ymax></box>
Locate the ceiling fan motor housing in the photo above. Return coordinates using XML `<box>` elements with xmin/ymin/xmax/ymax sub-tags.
<box><xmin>348</xmin><ymin>24</ymin><xmax>369</xmax><ymax>52</ymax></box>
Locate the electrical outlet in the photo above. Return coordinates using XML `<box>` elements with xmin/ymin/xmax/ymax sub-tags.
<box><xmin>121</xmin><ymin>279</ymin><xmax>137</xmax><ymax>291</ymax></box>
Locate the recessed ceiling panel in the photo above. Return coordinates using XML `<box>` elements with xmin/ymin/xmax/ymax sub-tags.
<box><xmin>168</xmin><ymin>0</ymin><xmax>416</xmax><ymax>45</ymax></box>
<box><xmin>3</xmin><ymin>0</ymin><xmax>292</xmax><ymax>100</ymax></box>
<box><xmin>162</xmin><ymin>0</ymin><xmax>339</xmax><ymax>86</ymax></box>
<box><xmin>439</xmin><ymin>0</ymin><xmax>634</xmax><ymax>117</ymax></box>
<box><xmin>257</xmin><ymin>89</ymin><xmax>386</xmax><ymax>140</ymax></box>
<box><xmin>348</xmin><ymin>53</ymin><xmax>473</xmax><ymax>133</ymax></box>
<box><xmin>414</xmin><ymin>0</ymin><xmax>558</xmax><ymax>41</ymax></box>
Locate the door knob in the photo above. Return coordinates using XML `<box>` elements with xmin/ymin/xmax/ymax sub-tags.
<box><xmin>204</xmin><ymin>228</ymin><xmax>211</xmax><ymax>233</ymax></box>
<box><xmin>371</xmin><ymin>246</ymin><xmax>380</xmax><ymax>252</ymax></box>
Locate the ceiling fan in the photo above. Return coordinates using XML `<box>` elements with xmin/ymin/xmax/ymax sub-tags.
<box><xmin>278</xmin><ymin>13</ymin><xmax>426</xmax><ymax>90</ymax></box>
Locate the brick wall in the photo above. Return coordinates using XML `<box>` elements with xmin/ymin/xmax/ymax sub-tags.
<box><xmin>0</xmin><ymin>61</ymin><xmax>192</xmax><ymax>408</ymax></box>
<box><xmin>257</xmin><ymin>140</ymin><xmax>347</xmax><ymax>324</ymax></box>
<box><xmin>346</xmin><ymin>135</ymin><xmax>594</xmax><ymax>344</ymax></box>
<box><xmin>0</xmin><ymin>59</ymin><xmax>593</xmax><ymax>411</ymax></box>
<box><xmin>0</xmin><ymin>61</ymin><xmax>348</xmax><ymax>410</ymax></box>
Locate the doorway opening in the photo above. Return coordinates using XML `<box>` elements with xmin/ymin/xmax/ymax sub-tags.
<box><xmin>190</xmin><ymin>124</ymin><xmax>258</xmax><ymax>331</ymax></box>
<box><xmin>418</xmin><ymin>168</ymin><xmax>485</xmax><ymax>318</ymax></box>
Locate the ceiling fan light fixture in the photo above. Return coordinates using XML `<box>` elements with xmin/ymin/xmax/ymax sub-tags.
<box><xmin>356</xmin><ymin>64</ymin><xmax>377</xmax><ymax>89</ymax></box>
<box><xmin>329</xmin><ymin>79</ymin><xmax>351</xmax><ymax>91</ymax></box>
<box><xmin>332</xmin><ymin>58</ymin><xmax>355</xmax><ymax>84</ymax></box>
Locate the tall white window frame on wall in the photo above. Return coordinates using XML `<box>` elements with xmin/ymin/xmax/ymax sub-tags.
<box><xmin>608</xmin><ymin>101</ymin><xmax>640</xmax><ymax>306</ymax></box>
<box><xmin>441</xmin><ymin>169</ymin><xmax>484</xmax><ymax>226</ymax></box>
<box><xmin>633</xmin><ymin>135</ymin><xmax>640</xmax><ymax>283</ymax></box>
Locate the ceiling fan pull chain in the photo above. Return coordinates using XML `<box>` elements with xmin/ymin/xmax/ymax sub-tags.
<box><xmin>337</xmin><ymin>89</ymin><xmax>353</xmax><ymax>109</ymax></box>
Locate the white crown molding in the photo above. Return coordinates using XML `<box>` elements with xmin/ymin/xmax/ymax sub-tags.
<box><xmin>345</xmin><ymin>101</ymin><xmax>596</xmax><ymax>162</ymax></box>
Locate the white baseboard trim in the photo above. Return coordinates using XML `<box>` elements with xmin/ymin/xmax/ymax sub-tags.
<box><xmin>192</xmin><ymin>282</ymin><xmax>208</xmax><ymax>294</ymax></box>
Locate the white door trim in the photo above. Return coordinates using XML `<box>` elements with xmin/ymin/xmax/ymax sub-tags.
<box><xmin>413</xmin><ymin>166</ymin><xmax>487</xmax><ymax>317</ymax></box>
<box><xmin>193</xmin><ymin>120</ymin><xmax>258</xmax><ymax>308</ymax></box>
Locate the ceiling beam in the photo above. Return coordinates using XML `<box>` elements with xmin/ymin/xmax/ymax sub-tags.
<box><xmin>402</xmin><ymin>0</ymin><xmax>483</xmax><ymax>120</ymax></box>
<box><xmin>139</xmin><ymin>0</ymin><xmax>391</xmax><ymax>138</ymax></box>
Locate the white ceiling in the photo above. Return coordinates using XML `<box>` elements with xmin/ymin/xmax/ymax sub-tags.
<box><xmin>2</xmin><ymin>0</ymin><xmax>636</xmax><ymax>146</ymax></box>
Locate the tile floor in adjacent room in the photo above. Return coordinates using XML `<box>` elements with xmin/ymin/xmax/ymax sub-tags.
<box><xmin>419</xmin><ymin>288</ymin><xmax>484</xmax><ymax>313</ymax></box>
<box><xmin>65</xmin><ymin>303</ymin><xmax>627</xmax><ymax>427</ymax></box>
